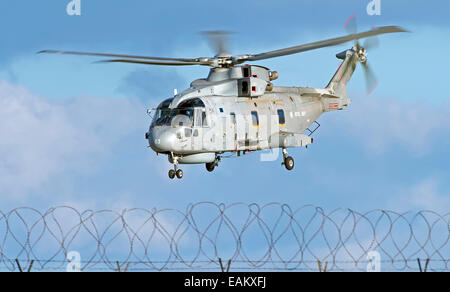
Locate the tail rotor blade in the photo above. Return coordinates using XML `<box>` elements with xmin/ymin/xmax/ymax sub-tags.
<box><xmin>362</xmin><ymin>62</ymin><xmax>378</xmax><ymax>95</ymax></box>
<box><xmin>344</xmin><ymin>14</ymin><xmax>358</xmax><ymax>35</ymax></box>
<box><xmin>363</xmin><ymin>36</ymin><xmax>380</xmax><ymax>51</ymax></box>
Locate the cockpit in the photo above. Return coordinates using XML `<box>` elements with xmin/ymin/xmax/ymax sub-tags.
<box><xmin>152</xmin><ymin>98</ymin><xmax>207</xmax><ymax>128</ymax></box>
<box><xmin>152</xmin><ymin>98</ymin><xmax>174</xmax><ymax>126</ymax></box>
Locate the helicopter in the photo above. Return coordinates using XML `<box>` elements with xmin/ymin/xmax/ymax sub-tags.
<box><xmin>39</xmin><ymin>21</ymin><xmax>406</xmax><ymax>179</ymax></box>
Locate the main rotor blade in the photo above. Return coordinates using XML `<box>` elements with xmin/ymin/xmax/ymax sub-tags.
<box><xmin>97</xmin><ymin>59</ymin><xmax>211</xmax><ymax>66</ymax></box>
<box><xmin>38</xmin><ymin>50</ymin><xmax>198</xmax><ymax>63</ymax></box>
<box><xmin>243</xmin><ymin>26</ymin><xmax>407</xmax><ymax>62</ymax></box>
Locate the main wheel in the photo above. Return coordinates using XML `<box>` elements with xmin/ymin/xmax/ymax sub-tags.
<box><xmin>205</xmin><ymin>162</ymin><xmax>215</xmax><ymax>172</ymax></box>
<box><xmin>176</xmin><ymin>169</ymin><xmax>183</xmax><ymax>179</ymax></box>
<box><xmin>284</xmin><ymin>156</ymin><xmax>294</xmax><ymax>171</ymax></box>
<box><xmin>168</xmin><ymin>169</ymin><xmax>176</xmax><ymax>179</ymax></box>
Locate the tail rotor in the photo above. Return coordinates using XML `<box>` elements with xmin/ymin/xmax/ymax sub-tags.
<box><xmin>344</xmin><ymin>15</ymin><xmax>380</xmax><ymax>94</ymax></box>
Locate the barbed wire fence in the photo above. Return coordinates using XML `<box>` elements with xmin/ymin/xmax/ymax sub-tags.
<box><xmin>0</xmin><ymin>202</ymin><xmax>448</xmax><ymax>272</ymax></box>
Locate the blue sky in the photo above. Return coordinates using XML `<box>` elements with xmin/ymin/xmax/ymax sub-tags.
<box><xmin>0</xmin><ymin>0</ymin><xmax>449</xmax><ymax>216</ymax></box>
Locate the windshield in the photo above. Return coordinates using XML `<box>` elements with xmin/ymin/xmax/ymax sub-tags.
<box><xmin>152</xmin><ymin>98</ymin><xmax>173</xmax><ymax>126</ymax></box>
<box><xmin>152</xmin><ymin>107</ymin><xmax>195</xmax><ymax>128</ymax></box>
<box><xmin>152</xmin><ymin>98</ymin><xmax>206</xmax><ymax>128</ymax></box>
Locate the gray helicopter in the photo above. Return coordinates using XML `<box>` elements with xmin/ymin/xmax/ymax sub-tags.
<box><xmin>40</xmin><ymin>23</ymin><xmax>406</xmax><ymax>179</ymax></box>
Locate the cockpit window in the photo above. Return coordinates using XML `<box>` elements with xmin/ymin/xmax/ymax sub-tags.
<box><xmin>152</xmin><ymin>98</ymin><xmax>174</xmax><ymax>126</ymax></box>
<box><xmin>159</xmin><ymin>98</ymin><xmax>174</xmax><ymax>108</ymax></box>
<box><xmin>153</xmin><ymin>98</ymin><xmax>207</xmax><ymax>128</ymax></box>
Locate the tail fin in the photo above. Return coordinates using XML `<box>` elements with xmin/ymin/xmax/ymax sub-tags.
<box><xmin>326</xmin><ymin>49</ymin><xmax>359</xmax><ymax>98</ymax></box>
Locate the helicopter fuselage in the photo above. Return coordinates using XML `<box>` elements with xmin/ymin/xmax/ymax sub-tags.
<box><xmin>146</xmin><ymin>61</ymin><xmax>352</xmax><ymax>168</ymax></box>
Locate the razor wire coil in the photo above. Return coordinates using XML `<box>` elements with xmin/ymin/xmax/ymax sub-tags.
<box><xmin>0</xmin><ymin>203</ymin><xmax>448</xmax><ymax>272</ymax></box>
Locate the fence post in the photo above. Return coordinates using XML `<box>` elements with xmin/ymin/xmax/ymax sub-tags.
<box><xmin>27</xmin><ymin>260</ymin><xmax>34</xmax><ymax>272</ymax></box>
<box><xmin>417</xmin><ymin>258</ymin><xmax>430</xmax><ymax>272</ymax></box>
<box><xmin>417</xmin><ymin>258</ymin><xmax>430</xmax><ymax>273</ymax></box>
<box><xmin>15</xmin><ymin>259</ymin><xmax>23</xmax><ymax>272</ymax></box>
<box><xmin>424</xmin><ymin>259</ymin><xmax>430</xmax><ymax>272</ymax></box>
<box><xmin>219</xmin><ymin>258</ymin><xmax>231</xmax><ymax>272</ymax></box>
<box><xmin>15</xmin><ymin>259</ymin><xmax>34</xmax><ymax>272</ymax></box>
<box><xmin>318</xmin><ymin>260</ymin><xmax>328</xmax><ymax>272</ymax></box>
<box><xmin>116</xmin><ymin>261</ymin><xmax>130</xmax><ymax>272</ymax></box>
<box><xmin>123</xmin><ymin>262</ymin><xmax>130</xmax><ymax>272</ymax></box>
<box><xmin>219</xmin><ymin>258</ymin><xmax>224</xmax><ymax>272</ymax></box>
<box><xmin>226</xmin><ymin>260</ymin><xmax>231</xmax><ymax>272</ymax></box>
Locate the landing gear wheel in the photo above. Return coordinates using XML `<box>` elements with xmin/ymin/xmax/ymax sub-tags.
<box><xmin>168</xmin><ymin>169</ymin><xmax>176</xmax><ymax>179</ymax></box>
<box><xmin>176</xmin><ymin>169</ymin><xmax>183</xmax><ymax>179</ymax></box>
<box><xmin>284</xmin><ymin>156</ymin><xmax>294</xmax><ymax>171</ymax></box>
<box><xmin>206</xmin><ymin>162</ymin><xmax>215</xmax><ymax>172</ymax></box>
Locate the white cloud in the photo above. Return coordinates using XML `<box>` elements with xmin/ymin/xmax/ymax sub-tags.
<box><xmin>409</xmin><ymin>178</ymin><xmax>450</xmax><ymax>211</ymax></box>
<box><xmin>389</xmin><ymin>177</ymin><xmax>450</xmax><ymax>212</ymax></box>
<box><xmin>334</xmin><ymin>96</ymin><xmax>450</xmax><ymax>155</ymax></box>
<box><xmin>0</xmin><ymin>81</ymin><xmax>145</xmax><ymax>200</ymax></box>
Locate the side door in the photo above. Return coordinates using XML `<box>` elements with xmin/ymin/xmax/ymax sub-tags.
<box><xmin>221</xmin><ymin>116</ymin><xmax>227</xmax><ymax>151</ymax></box>
<box><xmin>236</xmin><ymin>111</ymin><xmax>249</xmax><ymax>151</ymax></box>
<box><xmin>191</xmin><ymin>108</ymin><xmax>204</xmax><ymax>151</ymax></box>
<box><xmin>257</xmin><ymin>104</ymin><xmax>270</xmax><ymax>150</ymax></box>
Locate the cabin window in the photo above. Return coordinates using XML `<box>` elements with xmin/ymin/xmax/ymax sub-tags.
<box><xmin>194</xmin><ymin>109</ymin><xmax>202</xmax><ymax>127</ymax></box>
<box><xmin>251</xmin><ymin>111</ymin><xmax>259</xmax><ymax>127</ymax></box>
<box><xmin>168</xmin><ymin>108</ymin><xmax>194</xmax><ymax>127</ymax></box>
<box><xmin>230</xmin><ymin>112</ymin><xmax>236</xmax><ymax>125</ymax></box>
<box><xmin>277</xmin><ymin>109</ymin><xmax>286</xmax><ymax>126</ymax></box>
<box><xmin>177</xmin><ymin>98</ymin><xmax>205</xmax><ymax>108</ymax></box>
<box><xmin>185</xmin><ymin>128</ymin><xmax>192</xmax><ymax>137</ymax></box>
<box><xmin>242</xmin><ymin>81</ymin><xmax>249</xmax><ymax>94</ymax></box>
<box><xmin>202</xmin><ymin>112</ymin><xmax>208</xmax><ymax>127</ymax></box>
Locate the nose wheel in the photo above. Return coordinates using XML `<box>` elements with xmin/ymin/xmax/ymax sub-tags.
<box><xmin>176</xmin><ymin>169</ymin><xmax>183</xmax><ymax>179</ymax></box>
<box><xmin>168</xmin><ymin>154</ymin><xmax>184</xmax><ymax>179</ymax></box>
<box><xmin>168</xmin><ymin>168</ymin><xmax>184</xmax><ymax>179</ymax></box>
<box><xmin>282</xmin><ymin>149</ymin><xmax>294</xmax><ymax>171</ymax></box>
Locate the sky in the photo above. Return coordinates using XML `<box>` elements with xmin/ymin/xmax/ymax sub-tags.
<box><xmin>0</xmin><ymin>0</ymin><xmax>450</xmax><ymax>217</ymax></box>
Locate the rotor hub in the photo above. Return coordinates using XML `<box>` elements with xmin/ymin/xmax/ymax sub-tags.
<box><xmin>353</xmin><ymin>45</ymin><xmax>367</xmax><ymax>63</ymax></box>
<box><xmin>354</xmin><ymin>46</ymin><xmax>367</xmax><ymax>63</ymax></box>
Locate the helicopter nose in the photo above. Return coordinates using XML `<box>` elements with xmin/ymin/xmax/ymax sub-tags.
<box><xmin>148</xmin><ymin>128</ymin><xmax>176</xmax><ymax>153</ymax></box>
